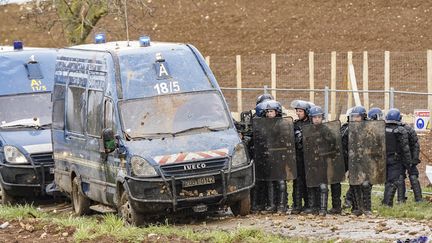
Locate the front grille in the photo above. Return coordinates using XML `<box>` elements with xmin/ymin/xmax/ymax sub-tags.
<box><xmin>160</xmin><ymin>158</ymin><xmax>228</xmax><ymax>177</ymax></box>
<box><xmin>31</xmin><ymin>152</ymin><xmax>54</xmax><ymax>164</ymax></box>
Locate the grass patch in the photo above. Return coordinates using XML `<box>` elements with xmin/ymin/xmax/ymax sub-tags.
<box><xmin>0</xmin><ymin>205</ymin><xmax>311</xmax><ymax>242</ymax></box>
<box><xmin>339</xmin><ymin>183</ymin><xmax>432</xmax><ymax>220</ymax></box>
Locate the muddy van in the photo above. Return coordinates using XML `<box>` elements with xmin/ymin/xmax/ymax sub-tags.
<box><xmin>52</xmin><ymin>37</ymin><xmax>254</xmax><ymax>224</ymax></box>
<box><xmin>0</xmin><ymin>44</ymin><xmax>57</xmax><ymax>204</ymax></box>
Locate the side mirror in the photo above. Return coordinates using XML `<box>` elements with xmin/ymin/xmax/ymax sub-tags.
<box><xmin>102</xmin><ymin>128</ymin><xmax>116</xmax><ymax>153</ymax></box>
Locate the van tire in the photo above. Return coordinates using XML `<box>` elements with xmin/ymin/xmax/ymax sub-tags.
<box><xmin>231</xmin><ymin>193</ymin><xmax>251</xmax><ymax>216</ymax></box>
<box><xmin>118</xmin><ymin>191</ymin><xmax>145</xmax><ymax>226</ymax></box>
<box><xmin>72</xmin><ymin>177</ymin><xmax>90</xmax><ymax>215</ymax></box>
<box><xmin>0</xmin><ymin>182</ymin><xmax>13</xmax><ymax>205</ymax></box>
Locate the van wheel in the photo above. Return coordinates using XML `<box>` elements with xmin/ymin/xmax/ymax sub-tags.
<box><xmin>231</xmin><ymin>193</ymin><xmax>251</xmax><ymax>216</ymax></box>
<box><xmin>118</xmin><ymin>191</ymin><xmax>145</xmax><ymax>226</ymax></box>
<box><xmin>72</xmin><ymin>177</ymin><xmax>90</xmax><ymax>215</ymax></box>
<box><xmin>0</xmin><ymin>182</ymin><xmax>13</xmax><ymax>205</ymax></box>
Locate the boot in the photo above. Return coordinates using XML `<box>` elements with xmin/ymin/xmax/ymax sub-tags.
<box><xmin>362</xmin><ymin>182</ymin><xmax>372</xmax><ymax>216</ymax></box>
<box><xmin>264</xmin><ymin>181</ymin><xmax>277</xmax><ymax>213</ymax></box>
<box><xmin>303</xmin><ymin>188</ymin><xmax>318</xmax><ymax>214</ymax></box>
<box><xmin>328</xmin><ymin>183</ymin><xmax>342</xmax><ymax>214</ymax></box>
<box><xmin>291</xmin><ymin>179</ymin><xmax>302</xmax><ymax>214</ymax></box>
<box><xmin>351</xmin><ymin>186</ymin><xmax>363</xmax><ymax>216</ymax></box>
<box><xmin>277</xmin><ymin>181</ymin><xmax>288</xmax><ymax>213</ymax></box>
<box><xmin>343</xmin><ymin>186</ymin><xmax>354</xmax><ymax>209</ymax></box>
<box><xmin>251</xmin><ymin>181</ymin><xmax>264</xmax><ymax>212</ymax></box>
<box><xmin>382</xmin><ymin>182</ymin><xmax>397</xmax><ymax>207</ymax></box>
<box><xmin>397</xmin><ymin>175</ymin><xmax>407</xmax><ymax>203</ymax></box>
<box><xmin>319</xmin><ymin>184</ymin><xmax>328</xmax><ymax>216</ymax></box>
<box><xmin>409</xmin><ymin>175</ymin><xmax>423</xmax><ymax>202</ymax></box>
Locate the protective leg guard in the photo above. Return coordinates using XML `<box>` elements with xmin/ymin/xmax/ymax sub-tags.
<box><xmin>361</xmin><ymin>182</ymin><xmax>372</xmax><ymax>215</ymax></box>
<box><xmin>319</xmin><ymin>184</ymin><xmax>328</xmax><ymax>216</ymax></box>
<box><xmin>251</xmin><ymin>181</ymin><xmax>264</xmax><ymax>212</ymax></box>
<box><xmin>291</xmin><ymin>179</ymin><xmax>302</xmax><ymax>214</ymax></box>
<box><xmin>328</xmin><ymin>183</ymin><xmax>342</xmax><ymax>214</ymax></box>
<box><xmin>409</xmin><ymin>175</ymin><xmax>423</xmax><ymax>202</ymax></box>
<box><xmin>397</xmin><ymin>174</ymin><xmax>407</xmax><ymax>203</ymax></box>
<box><xmin>344</xmin><ymin>186</ymin><xmax>354</xmax><ymax>209</ymax></box>
<box><xmin>303</xmin><ymin>188</ymin><xmax>318</xmax><ymax>214</ymax></box>
<box><xmin>265</xmin><ymin>181</ymin><xmax>277</xmax><ymax>212</ymax></box>
<box><xmin>382</xmin><ymin>182</ymin><xmax>397</xmax><ymax>207</ymax></box>
<box><xmin>277</xmin><ymin>180</ymin><xmax>288</xmax><ymax>213</ymax></box>
<box><xmin>352</xmin><ymin>186</ymin><xmax>363</xmax><ymax>216</ymax></box>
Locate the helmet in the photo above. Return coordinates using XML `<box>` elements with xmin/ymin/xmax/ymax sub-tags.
<box><xmin>255</xmin><ymin>101</ymin><xmax>268</xmax><ymax>118</ymax></box>
<box><xmin>290</xmin><ymin>100</ymin><xmax>314</xmax><ymax>115</ymax></box>
<box><xmin>368</xmin><ymin>107</ymin><xmax>384</xmax><ymax>120</ymax></box>
<box><xmin>386</xmin><ymin>108</ymin><xmax>401</xmax><ymax>121</ymax></box>
<box><xmin>349</xmin><ymin>106</ymin><xmax>367</xmax><ymax>120</ymax></box>
<box><xmin>264</xmin><ymin>100</ymin><xmax>282</xmax><ymax>116</ymax></box>
<box><xmin>256</xmin><ymin>93</ymin><xmax>273</xmax><ymax>105</ymax></box>
<box><xmin>309</xmin><ymin>106</ymin><xmax>324</xmax><ymax>118</ymax></box>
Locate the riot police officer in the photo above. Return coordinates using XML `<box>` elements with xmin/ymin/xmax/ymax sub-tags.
<box><xmin>263</xmin><ymin>100</ymin><xmax>288</xmax><ymax>213</ymax></box>
<box><xmin>342</xmin><ymin>106</ymin><xmax>371</xmax><ymax>216</ymax></box>
<box><xmin>383</xmin><ymin>108</ymin><xmax>412</xmax><ymax>207</ymax></box>
<box><xmin>290</xmin><ymin>100</ymin><xmax>313</xmax><ymax>214</ymax></box>
<box><xmin>396</xmin><ymin>112</ymin><xmax>423</xmax><ymax>203</ymax></box>
<box><xmin>302</xmin><ymin>106</ymin><xmax>345</xmax><ymax>216</ymax></box>
<box><xmin>249</xmin><ymin>94</ymin><xmax>274</xmax><ymax>212</ymax></box>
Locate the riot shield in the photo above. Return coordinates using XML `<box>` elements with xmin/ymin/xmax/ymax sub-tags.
<box><xmin>252</xmin><ymin>117</ymin><xmax>297</xmax><ymax>181</ymax></box>
<box><xmin>303</xmin><ymin>121</ymin><xmax>346</xmax><ymax>187</ymax></box>
<box><xmin>348</xmin><ymin>120</ymin><xmax>386</xmax><ymax>185</ymax></box>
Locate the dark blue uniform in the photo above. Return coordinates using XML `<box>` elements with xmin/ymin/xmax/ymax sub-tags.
<box><xmin>382</xmin><ymin>121</ymin><xmax>411</xmax><ymax>206</ymax></box>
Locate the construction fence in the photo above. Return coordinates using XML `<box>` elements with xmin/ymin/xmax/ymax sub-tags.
<box><xmin>205</xmin><ymin>51</ymin><xmax>432</xmax><ymax>120</ymax></box>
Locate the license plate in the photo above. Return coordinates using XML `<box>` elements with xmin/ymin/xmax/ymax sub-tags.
<box><xmin>49</xmin><ymin>167</ymin><xmax>55</xmax><ymax>174</ymax></box>
<box><xmin>182</xmin><ymin>176</ymin><xmax>215</xmax><ymax>188</ymax></box>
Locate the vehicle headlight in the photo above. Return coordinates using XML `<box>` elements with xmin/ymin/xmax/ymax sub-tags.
<box><xmin>131</xmin><ymin>156</ymin><xmax>158</xmax><ymax>177</ymax></box>
<box><xmin>231</xmin><ymin>144</ymin><xmax>248</xmax><ymax>168</ymax></box>
<box><xmin>3</xmin><ymin>145</ymin><xmax>28</xmax><ymax>164</ymax></box>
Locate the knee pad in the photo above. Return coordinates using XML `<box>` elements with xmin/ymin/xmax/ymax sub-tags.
<box><xmin>319</xmin><ymin>184</ymin><xmax>328</xmax><ymax>192</ymax></box>
<box><xmin>278</xmin><ymin>180</ymin><xmax>287</xmax><ymax>190</ymax></box>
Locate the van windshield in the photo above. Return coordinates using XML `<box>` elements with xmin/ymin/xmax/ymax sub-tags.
<box><xmin>0</xmin><ymin>92</ymin><xmax>52</xmax><ymax>128</ymax></box>
<box><xmin>119</xmin><ymin>91</ymin><xmax>230</xmax><ymax>138</ymax></box>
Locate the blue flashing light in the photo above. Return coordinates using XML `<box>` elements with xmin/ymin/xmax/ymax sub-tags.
<box><xmin>139</xmin><ymin>36</ymin><xmax>151</xmax><ymax>47</ymax></box>
<box><xmin>13</xmin><ymin>40</ymin><xmax>23</xmax><ymax>50</ymax></box>
<box><xmin>95</xmin><ymin>33</ymin><xmax>106</xmax><ymax>44</ymax></box>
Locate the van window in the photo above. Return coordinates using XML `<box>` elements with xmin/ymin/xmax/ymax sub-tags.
<box><xmin>119</xmin><ymin>91</ymin><xmax>230</xmax><ymax>138</ymax></box>
<box><xmin>87</xmin><ymin>90</ymin><xmax>103</xmax><ymax>137</ymax></box>
<box><xmin>66</xmin><ymin>86</ymin><xmax>86</xmax><ymax>134</ymax></box>
<box><xmin>52</xmin><ymin>85</ymin><xmax>65</xmax><ymax>129</ymax></box>
<box><xmin>104</xmin><ymin>99</ymin><xmax>114</xmax><ymax>130</ymax></box>
<box><xmin>119</xmin><ymin>48</ymin><xmax>212</xmax><ymax>99</ymax></box>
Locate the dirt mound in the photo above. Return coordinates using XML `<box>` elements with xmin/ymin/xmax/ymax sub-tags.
<box><xmin>1</xmin><ymin>1</ymin><xmax>432</xmax><ymax>56</ymax></box>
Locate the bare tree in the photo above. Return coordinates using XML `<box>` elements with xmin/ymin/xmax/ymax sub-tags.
<box><xmin>21</xmin><ymin>0</ymin><xmax>155</xmax><ymax>45</ymax></box>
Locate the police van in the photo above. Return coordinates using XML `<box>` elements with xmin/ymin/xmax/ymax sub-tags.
<box><xmin>52</xmin><ymin>36</ymin><xmax>254</xmax><ymax>224</ymax></box>
<box><xmin>0</xmin><ymin>43</ymin><xmax>57</xmax><ymax>204</ymax></box>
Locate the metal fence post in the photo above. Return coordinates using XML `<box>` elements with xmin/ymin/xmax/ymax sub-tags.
<box><xmin>324</xmin><ymin>86</ymin><xmax>329</xmax><ymax>121</ymax></box>
<box><xmin>389</xmin><ymin>87</ymin><xmax>395</xmax><ymax>109</ymax></box>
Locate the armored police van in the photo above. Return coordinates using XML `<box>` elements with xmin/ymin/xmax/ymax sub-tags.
<box><xmin>52</xmin><ymin>37</ymin><xmax>253</xmax><ymax>224</ymax></box>
<box><xmin>0</xmin><ymin>43</ymin><xmax>56</xmax><ymax>204</ymax></box>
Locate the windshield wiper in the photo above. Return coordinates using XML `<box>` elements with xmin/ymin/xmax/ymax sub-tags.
<box><xmin>130</xmin><ymin>132</ymin><xmax>175</xmax><ymax>140</ymax></box>
<box><xmin>173</xmin><ymin>126</ymin><xmax>227</xmax><ymax>136</ymax></box>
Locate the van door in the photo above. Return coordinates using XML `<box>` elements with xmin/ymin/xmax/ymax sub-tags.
<box><xmin>102</xmin><ymin>97</ymin><xmax>122</xmax><ymax>205</ymax></box>
<box><xmin>63</xmin><ymin>53</ymin><xmax>107</xmax><ymax>203</ymax></box>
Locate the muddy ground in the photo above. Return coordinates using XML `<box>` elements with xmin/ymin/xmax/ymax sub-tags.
<box><xmin>1</xmin><ymin>200</ymin><xmax>431</xmax><ymax>242</ymax></box>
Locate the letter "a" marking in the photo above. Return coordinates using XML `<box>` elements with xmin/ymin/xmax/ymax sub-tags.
<box><xmin>159</xmin><ymin>63</ymin><xmax>169</xmax><ymax>77</ymax></box>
